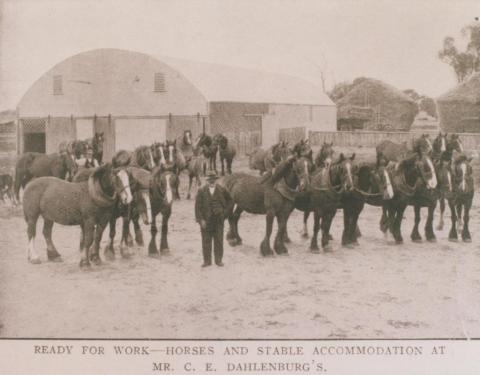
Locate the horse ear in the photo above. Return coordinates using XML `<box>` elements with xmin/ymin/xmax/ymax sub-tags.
<box><xmin>350</xmin><ymin>153</ymin><xmax>356</xmax><ymax>160</ymax></box>
<box><xmin>339</xmin><ymin>153</ymin><xmax>345</xmax><ymax>162</ymax></box>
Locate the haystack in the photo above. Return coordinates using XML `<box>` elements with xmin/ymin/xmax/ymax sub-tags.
<box><xmin>437</xmin><ymin>72</ymin><xmax>480</xmax><ymax>133</ymax></box>
<box><xmin>336</xmin><ymin>77</ymin><xmax>418</xmax><ymax>131</ymax></box>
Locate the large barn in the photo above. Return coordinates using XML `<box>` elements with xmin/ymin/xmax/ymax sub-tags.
<box><xmin>17</xmin><ymin>48</ymin><xmax>336</xmax><ymax>159</ymax></box>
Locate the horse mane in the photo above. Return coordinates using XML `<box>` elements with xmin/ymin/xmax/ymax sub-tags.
<box><xmin>88</xmin><ymin>164</ymin><xmax>117</xmax><ymax>207</ymax></box>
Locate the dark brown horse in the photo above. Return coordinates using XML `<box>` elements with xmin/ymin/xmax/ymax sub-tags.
<box><xmin>73</xmin><ymin>166</ymin><xmax>152</xmax><ymax>259</ymax></box>
<box><xmin>196</xmin><ymin>134</ymin><xmax>218</xmax><ymax>173</ymax></box>
<box><xmin>248</xmin><ymin>141</ymin><xmax>291</xmax><ymax>175</ymax></box>
<box><xmin>446</xmin><ymin>156</ymin><xmax>474</xmax><ymax>242</ymax></box>
<box><xmin>213</xmin><ymin>134</ymin><xmax>237</xmax><ymax>176</ymax></box>
<box><xmin>224</xmin><ymin>155</ymin><xmax>309</xmax><ymax>256</ymax></box>
<box><xmin>131</xmin><ymin>145</ymin><xmax>156</xmax><ymax>171</ymax></box>
<box><xmin>148</xmin><ymin>168</ymin><xmax>178</xmax><ymax>256</ymax></box>
<box><xmin>89</xmin><ymin>132</ymin><xmax>104</xmax><ymax>165</ymax></box>
<box><xmin>14</xmin><ymin>152</ymin><xmax>78</xmax><ymax>200</ymax></box>
<box><xmin>22</xmin><ymin>163</ymin><xmax>133</xmax><ymax>266</ymax></box>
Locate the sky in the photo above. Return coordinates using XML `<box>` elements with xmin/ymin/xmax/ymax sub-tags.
<box><xmin>1</xmin><ymin>0</ymin><xmax>479</xmax><ymax>111</ymax></box>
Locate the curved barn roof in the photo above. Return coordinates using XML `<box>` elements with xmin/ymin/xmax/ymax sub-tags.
<box><xmin>157</xmin><ymin>53</ymin><xmax>334</xmax><ymax>106</ymax></box>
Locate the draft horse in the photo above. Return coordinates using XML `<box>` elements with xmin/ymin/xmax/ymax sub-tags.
<box><xmin>22</xmin><ymin>163</ymin><xmax>133</xmax><ymax>267</ymax></box>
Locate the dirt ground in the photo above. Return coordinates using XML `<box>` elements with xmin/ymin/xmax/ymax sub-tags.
<box><xmin>0</xmin><ymin>153</ymin><xmax>479</xmax><ymax>339</ymax></box>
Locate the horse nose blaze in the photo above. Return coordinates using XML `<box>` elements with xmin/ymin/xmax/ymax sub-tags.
<box><xmin>117</xmin><ymin>170</ymin><xmax>132</xmax><ymax>204</ymax></box>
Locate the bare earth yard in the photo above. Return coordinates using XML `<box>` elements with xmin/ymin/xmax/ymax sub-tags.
<box><xmin>0</xmin><ymin>152</ymin><xmax>479</xmax><ymax>339</ymax></box>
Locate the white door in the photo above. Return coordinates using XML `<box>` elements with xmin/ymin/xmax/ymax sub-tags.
<box><xmin>115</xmin><ymin>119</ymin><xmax>166</xmax><ymax>151</ymax></box>
<box><xmin>76</xmin><ymin>119</ymin><xmax>94</xmax><ymax>140</ymax></box>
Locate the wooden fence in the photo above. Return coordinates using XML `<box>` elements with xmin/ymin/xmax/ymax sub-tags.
<box><xmin>308</xmin><ymin>130</ymin><xmax>480</xmax><ymax>151</ymax></box>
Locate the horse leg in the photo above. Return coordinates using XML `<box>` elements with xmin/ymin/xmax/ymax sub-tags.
<box><xmin>425</xmin><ymin>201</ymin><xmax>437</xmax><ymax>242</ymax></box>
<box><xmin>394</xmin><ymin>205</ymin><xmax>406</xmax><ymax>244</ymax></box>
<box><xmin>461</xmin><ymin>199</ymin><xmax>472</xmax><ymax>242</ymax></box>
<box><xmin>380</xmin><ymin>205</ymin><xmax>389</xmax><ymax>238</ymax></box>
<box><xmin>342</xmin><ymin>207</ymin><xmax>355</xmax><ymax>248</ymax></box>
<box><xmin>310</xmin><ymin>210</ymin><xmax>320</xmax><ymax>253</ymax></box>
<box><xmin>174</xmin><ymin>173</ymin><xmax>181</xmax><ymax>200</ymax></box>
<box><xmin>232</xmin><ymin>206</ymin><xmax>243</xmax><ymax>245</ymax></box>
<box><xmin>274</xmin><ymin>212</ymin><xmax>289</xmax><ymax>255</ymax></box>
<box><xmin>411</xmin><ymin>205</ymin><xmax>422</xmax><ymax>242</ymax></box>
<box><xmin>133</xmin><ymin>215</ymin><xmax>144</xmax><ymax>246</ymax></box>
<box><xmin>26</xmin><ymin>215</ymin><xmax>41</xmax><ymax>264</ymax></box>
<box><xmin>322</xmin><ymin>210</ymin><xmax>336</xmax><ymax>252</ymax></box>
<box><xmin>104</xmin><ymin>216</ymin><xmax>116</xmax><ymax>260</ymax></box>
<box><xmin>436</xmin><ymin>197</ymin><xmax>445</xmax><ymax>230</ymax></box>
<box><xmin>148</xmin><ymin>214</ymin><xmax>160</xmax><ymax>257</ymax></box>
<box><xmin>447</xmin><ymin>199</ymin><xmax>458</xmax><ymax>242</ymax></box>
<box><xmin>120</xmin><ymin>214</ymin><xmax>133</xmax><ymax>258</ymax></box>
<box><xmin>80</xmin><ymin>220</ymin><xmax>95</xmax><ymax>268</ymax></box>
<box><xmin>90</xmin><ymin>215</ymin><xmax>110</xmax><ymax>265</ymax></box>
<box><xmin>302</xmin><ymin>210</ymin><xmax>310</xmax><ymax>238</ymax></box>
<box><xmin>456</xmin><ymin>203</ymin><xmax>464</xmax><ymax>232</ymax></box>
<box><xmin>227</xmin><ymin>157</ymin><xmax>233</xmax><ymax>175</ymax></box>
<box><xmin>43</xmin><ymin>219</ymin><xmax>62</xmax><ymax>262</ymax></box>
<box><xmin>221</xmin><ymin>156</ymin><xmax>225</xmax><ymax>176</ymax></box>
<box><xmin>187</xmin><ymin>174</ymin><xmax>193</xmax><ymax>200</ymax></box>
<box><xmin>260</xmin><ymin>210</ymin><xmax>275</xmax><ymax>257</ymax></box>
<box><xmin>283</xmin><ymin>222</ymin><xmax>291</xmax><ymax>244</ymax></box>
<box><xmin>160</xmin><ymin>208</ymin><xmax>172</xmax><ymax>253</ymax></box>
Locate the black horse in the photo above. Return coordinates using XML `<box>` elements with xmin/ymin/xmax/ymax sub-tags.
<box><xmin>73</xmin><ymin>166</ymin><xmax>152</xmax><ymax>260</ymax></box>
<box><xmin>213</xmin><ymin>134</ymin><xmax>236</xmax><ymax>175</ymax></box>
<box><xmin>445</xmin><ymin>155</ymin><xmax>474</xmax><ymax>242</ymax></box>
<box><xmin>432</xmin><ymin>132</ymin><xmax>464</xmax><ymax>230</ymax></box>
<box><xmin>14</xmin><ymin>152</ymin><xmax>78</xmax><ymax>200</ymax></box>
<box><xmin>22</xmin><ymin>162</ymin><xmax>133</xmax><ymax>266</ymax></box>
<box><xmin>89</xmin><ymin>132</ymin><xmax>105</xmax><ymax>165</ymax></box>
<box><xmin>131</xmin><ymin>145</ymin><xmax>156</xmax><ymax>171</ymax></box>
<box><xmin>196</xmin><ymin>134</ymin><xmax>218</xmax><ymax>174</ymax></box>
<box><xmin>249</xmin><ymin>141</ymin><xmax>291</xmax><ymax>175</ymax></box>
<box><xmin>224</xmin><ymin>155</ymin><xmax>309</xmax><ymax>256</ymax></box>
<box><xmin>148</xmin><ymin>168</ymin><xmax>178</xmax><ymax>256</ymax></box>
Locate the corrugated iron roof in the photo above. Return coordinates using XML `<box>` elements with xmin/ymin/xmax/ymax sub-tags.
<box><xmin>157</xmin><ymin>54</ymin><xmax>335</xmax><ymax>106</ymax></box>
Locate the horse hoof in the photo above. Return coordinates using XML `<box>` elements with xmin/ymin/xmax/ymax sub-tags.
<box><xmin>353</xmin><ymin>241</ymin><xmax>360</xmax><ymax>247</ymax></box>
<box><xmin>343</xmin><ymin>243</ymin><xmax>354</xmax><ymax>249</ymax></box>
<box><xmin>427</xmin><ymin>237</ymin><xmax>437</xmax><ymax>243</ymax></box>
<box><xmin>160</xmin><ymin>248</ymin><xmax>170</xmax><ymax>255</ymax></box>
<box><xmin>91</xmin><ymin>256</ymin><xmax>102</xmax><ymax>265</ymax></box>
<box><xmin>411</xmin><ymin>238</ymin><xmax>423</xmax><ymax>243</ymax></box>
<box><xmin>310</xmin><ymin>248</ymin><xmax>320</xmax><ymax>254</ymax></box>
<box><xmin>79</xmin><ymin>260</ymin><xmax>91</xmax><ymax>268</ymax></box>
<box><xmin>395</xmin><ymin>239</ymin><xmax>404</xmax><ymax>245</ymax></box>
<box><xmin>29</xmin><ymin>258</ymin><xmax>41</xmax><ymax>265</ymax></box>
<box><xmin>148</xmin><ymin>252</ymin><xmax>160</xmax><ymax>258</ymax></box>
<box><xmin>323</xmin><ymin>245</ymin><xmax>333</xmax><ymax>252</ymax></box>
<box><xmin>104</xmin><ymin>250</ymin><xmax>115</xmax><ymax>261</ymax></box>
<box><xmin>463</xmin><ymin>238</ymin><xmax>472</xmax><ymax>243</ymax></box>
<box><xmin>48</xmin><ymin>256</ymin><xmax>63</xmax><ymax>263</ymax></box>
<box><xmin>448</xmin><ymin>238</ymin><xmax>458</xmax><ymax>243</ymax></box>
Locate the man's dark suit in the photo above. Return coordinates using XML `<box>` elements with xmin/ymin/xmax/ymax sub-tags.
<box><xmin>195</xmin><ymin>184</ymin><xmax>232</xmax><ymax>265</ymax></box>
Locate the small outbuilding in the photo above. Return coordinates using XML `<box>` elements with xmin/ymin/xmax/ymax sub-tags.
<box><xmin>17</xmin><ymin>48</ymin><xmax>336</xmax><ymax>159</ymax></box>
<box><xmin>437</xmin><ymin>73</ymin><xmax>480</xmax><ymax>133</ymax></box>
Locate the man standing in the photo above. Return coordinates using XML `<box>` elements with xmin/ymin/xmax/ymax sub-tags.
<box><xmin>195</xmin><ymin>170</ymin><xmax>232</xmax><ymax>267</ymax></box>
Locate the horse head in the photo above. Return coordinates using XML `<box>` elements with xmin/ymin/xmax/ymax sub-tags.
<box><xmin>91</xmin><ymin>163</ymin><xmax>133</xmax><ymax>206</ymax></box>
<box><xmin>415</xmin><ymin>152</ymin><xmax>438</xmax><ymax>190</ymax></box>
<box><xmin>151</xmin><ymin>168</ymin><xmax>177</xmax><ymax>205</ymax></box>
<box><xmin>448</xmin><ymin>133</ymin><xmax>464</xmax><ymax>154</ymax></box>
<box><xmin>213</xmin><ymin>134</ymin><xmax>228</xmax><ymax>149</ymax></box>
<box><xmin>291</xmin><ymin>156</ymin><xmax>312</xmax><ymax>191</ymax></box>
<box><xmin>93</xmin><ymin>132</ymin><xmax>104</xmax><ymax>155</ymax></box>
<box><xmin>332</xmin><ymin>153</ymin><xmax>356</xmax><ymax>192</ymax></box>
<box><xmin>292</xmin><ymin>138</ymin><xmax>312</xmax><ymax>160</ymax></box>
<box><xmin>433</xmin><ymin>132</ymin><xmax>448</xmax><ymax>154</ymax></box>
<box><xmin>315</xmin><ymin>141</ymin><xmax>334</xmax><ymax>168</ymax></box>
<box><xmin>414</xmin><ymin>134</ymin><xmax>433</xmax><ymax>156</ymax></box>
<box><xmin>453</xmin><ymin>155</ymin><xmax>474</xmax><ymax>193</ymax></box>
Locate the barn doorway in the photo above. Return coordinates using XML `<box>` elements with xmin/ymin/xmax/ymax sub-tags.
<box><xmin>24</xmin><ymin>133</ymin><xmax>46</xmax><ymax>153</ymax></box>
<box><xmin>21</xmin><ymin>118</ymin><xmax>47</xmax><ymax>153</ymax></box>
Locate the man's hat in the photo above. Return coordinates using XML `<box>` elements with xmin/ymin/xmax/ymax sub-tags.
<box><xmin>205</xmin><ymin>170</ymin><xmax>219</xmax><ymax>181</ymax></box>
